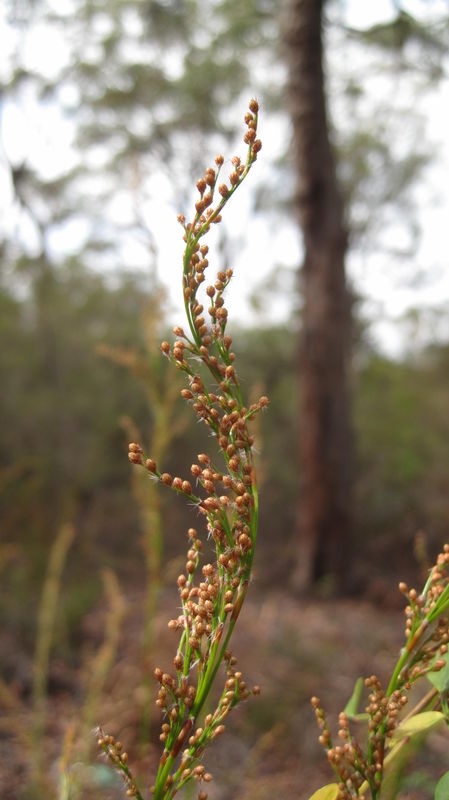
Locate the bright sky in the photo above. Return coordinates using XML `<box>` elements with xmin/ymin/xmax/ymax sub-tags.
<box><xmin>1</xmin><ymin>0</ymin><xmax>449</xmax><ymax>356</ymax></box>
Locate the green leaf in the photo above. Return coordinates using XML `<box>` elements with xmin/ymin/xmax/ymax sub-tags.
<box><xmin>435</xmin><ymin>771</ymin><xmax>449</xmax><ymax>800</ymax></box>
<box><xmin>308</xmin><ymin>785</ymin><xmax>340</xmax><ymax>800</ymax></box>
<box><xmin>381</xmin><ymin>739</ymin><xmax>420</xmax><ymax>800</ymax></box>
<box><xmin>427</xmin><ymin>650</ymin><xmax>449</xmax><ymax>693</ymax></box>
<box><xmin>390</xmin><ymin>711</ymin><xmax>444</xmax><ymax>744</ymax></box>
<box><xmin>344</xmin><ymin>676</ymin><xmax>364</xmax><ymax>718</ymax></box>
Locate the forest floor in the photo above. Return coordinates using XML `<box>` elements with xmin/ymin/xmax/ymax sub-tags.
<box><xmin>2</xmin><ymin>589</ymin><xmax>448</xmax><ymax>800</ymax></box>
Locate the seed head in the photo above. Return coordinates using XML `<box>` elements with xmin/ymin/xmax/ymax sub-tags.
<box><xmin>128</xmin><ymin>442</ymin><xmax>142</xmax><ymax>453</ymax></box>
<box><xmin>205</xmin><ymin>167</ymin><xmax>216</xmax><ymax>186</ymax></box>
<box><xmin>249</xmin><ymin>98</ymin><xmax>259</xmax><ymax>113</ymax></box>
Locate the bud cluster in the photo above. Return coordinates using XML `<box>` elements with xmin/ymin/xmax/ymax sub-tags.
<box><xmin>103</xmin><ymin>101</ymin><xmax>266</xmax><ymax>800</ymax></box>
<box><xmin>97</xmin><ymin>729</ymin><xmax>143</xmax><ymax>800</ymax></box>
<box><xmin>312</xmin><ymin>544</ymin><xmax>449</xmax><ymax>799</ymax></box>
<box><xmin>177</xmin><ymin>98</ymin><xmax>261</xmax><ymax>355</ymax></box>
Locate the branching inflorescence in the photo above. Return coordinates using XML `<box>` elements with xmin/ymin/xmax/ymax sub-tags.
<box><xmin>311</xmin><ymin>545</ymin><xmax>449</xmax><ymax>800</ymax></box>
<box><xmin>98</xmin><ymin>100</ymin><xmax>267</xmax><ymax>800</ymax></box>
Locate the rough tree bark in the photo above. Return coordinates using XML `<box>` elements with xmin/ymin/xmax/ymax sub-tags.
<box><xmin>283</xmin><ymin>0</ymin><xmax>352</xmax><ymax>592</ymax></box>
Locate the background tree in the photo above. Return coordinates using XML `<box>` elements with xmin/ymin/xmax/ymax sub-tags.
<box><xmin>280</xmin><ymin>0</ymin><xmax>449</xmax><ymax>591</ymax></box>
<box><xmin>283</xmin><ymin>0</ymin><xmax>352</xmax><ymax>592</ymax></box>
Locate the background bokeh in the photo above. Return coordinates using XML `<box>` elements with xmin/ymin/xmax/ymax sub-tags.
<box><xmin>1</xmin><ymin>1</ymin><xmax>449</xmax><ymax>798</ymax></box>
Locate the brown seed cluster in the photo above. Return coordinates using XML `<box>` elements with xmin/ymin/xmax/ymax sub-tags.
<box><xmin>122</xmin><ymin>101</ymin><xmax>265</xmax><ymax>800</ymax></box>
<box><xmin>312</xmin><ymin>544</ymin><xmax>449</xmax><ymax>799</ymax></box>
<box><xmin>128</xmin><ymin>441</ymin><xmax>143</xmax><ymax>465</ymax></box>
<box><xmin>398</xmin><ymin>544</ymin><xmax>449</xmax><ymax>683</ymax></box>
<box><xmin>177</xmin><ymin>99</ymin><xmax>261</xmax><ymax>356</ymax></box>
<box><xmin>313</xmin><ymin>687</ymin><xmax>401</xmax><ymax>797</ymax></box>
<box><xmin>97</xmin><ymin>729</ymin><xmax>142</xmax><ymax>799</ymax></box>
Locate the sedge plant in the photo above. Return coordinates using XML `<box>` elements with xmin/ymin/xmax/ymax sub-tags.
<box><xmin>94</xmin><ymin>96</ymin><xmax>449</xmax><ymax>800</ymax></box>
<box><xmin>310</xmin><ymin>548</ymin><xmax>449</xmax><ymax>800</ymax></box>
<box><xmin>97</xmin><ymin>99</ymin><xmax>267</xmax><ymax>800</ymax></box>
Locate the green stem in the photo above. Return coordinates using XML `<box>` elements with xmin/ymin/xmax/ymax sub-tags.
<box><xmin>154</xmin><ymin>752</ymin><xmax>175</xmax><ymax>800</ymax></box>
<box><xmin>191</xmin><ymin>620</ymin><xmax>237</xmax><ymax>719</ymax></box>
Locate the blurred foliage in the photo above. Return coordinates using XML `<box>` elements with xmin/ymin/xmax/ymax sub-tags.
<box><xmin>3</xmin><ymin>0</ymin><xmax>447</xmax><ymax>282</ymax></box>
<box><xmin>0</xmin><ymin>258</ymin><xmax>153</xmax><ymax>648</ymax></box>
<box><xmin>2</xmin><ymin>258</ymin><xmax>449</xmax><ymax>650</ymax></box>
<box><xmin>354</xmin><ymin>347</ymin><xmax>449</xmax><ymax>580</ymax></box>
<box><xmin>350</xmin><ymin>9</ymin><xmax>448</xmax><ymax>64</ymax></box>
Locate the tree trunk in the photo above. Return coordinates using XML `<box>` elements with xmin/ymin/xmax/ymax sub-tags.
<box><xmin>283</xmin><ymin>0</ymin><xmax>352</xmax><ymax>592</ymax></box>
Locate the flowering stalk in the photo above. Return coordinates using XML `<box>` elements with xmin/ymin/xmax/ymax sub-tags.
<box><xmin>311</xmin><ymin>544</ymin><xmax>449</xmax><ymax>800</ymax></box>
<box><xmin>100</xmin><ymin>100</ymin><xmax>267</xmax><ymax>800</ymax></box>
